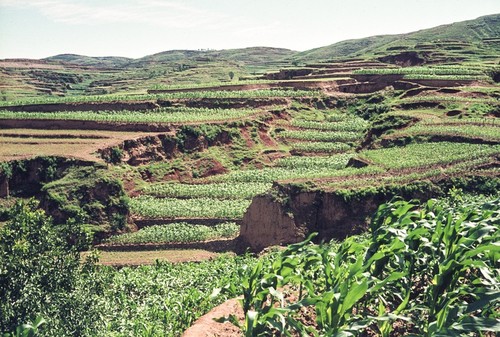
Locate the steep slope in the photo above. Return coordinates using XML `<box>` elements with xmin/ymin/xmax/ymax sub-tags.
<box><xmin>294</xmin><ymin>13</ymin><xmax>500</xmax><ymax>61</ymax></box>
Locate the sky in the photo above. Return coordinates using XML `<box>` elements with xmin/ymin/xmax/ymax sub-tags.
<box><xmin>0</xmin><ymin>0</ymin><xmax>499</xmax><ymax>59</ymax></box>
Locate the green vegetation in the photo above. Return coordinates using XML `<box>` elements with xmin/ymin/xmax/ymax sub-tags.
<box><xmin>41</xmin><ymin>165</ymin><xmax>129</xmax><ymax>234</ymax></box>
<box><xmin>107</xmin><ymin>222</ymin><xmax>239</xmax><ymax>244</ymax></box>
<box><xmin>290</xmin><ymin>141</ymin><xmax>352</xmax><ymax>153</ymax></box>
<box><xmin>0</xmin><ymin>89</ymin><xmax>321</xmax><ymax>107</ymax></box>
<box><xmin>211</xmin><ymin>166</ymin><xmax>381</xmax><ymax>184</ymax></box>
<box><xmin>0</xmin><ymin>108</ymin><xmax>257</xmax><ymax>124</ymax></box>
<box><xmin>142</xmin><ymin>182</ymin><xmax>271</xmax><ymax>199</ymax></box>
<box><xmin>353</xmin><ymin>65</ymin><xmax>490</xmax><ymax>76</ymax></box>
<box><xmin>290</xmin><ymin>119</ymin><xmax>369</xmax><ymax>132</ymax></box>
<box><xmin>276</xmin><ymin>153</ymin><xmax>353</xmax><ymax>169</ymax></box>
<box><xmin>130</xmin><ymin>195</ymin><xmax>251</xmax><ymax>219</ymax></box>
<box><xmin>0</xmin><ymin>201</ymin><xmax>103</xmax><ymax>336</ymax></box>
<box><xmin>277</xmin><ymin>130</ymin><xmax>363</xmax><ymax>142</ymax></box>
<box><xmin>293</xmin><ymin>13</ymin><xmax>500</xmax><ymax>61</ymax></box>
<box><xmin>390</xmin><ymin>123</ymin><xmax>500</xmax><ymax>141</ymax></box>
<box><xmin>217</xmin><ymin>197</ymin><xmax>500</xmax><ymax>336</ymax></box>
<box><xmin>1</xmin><ymin>14</ymin><xmax>500</xmax><ymax>336</ymax></box>
<box><xmin>361</xmin><ymin>142</ymin><xmax>500</xmax><ymax>169</ymax></box>
<box><xmin>0</xmin><ymin>202</ymin><xmax>257</xmax><ymax>336</ymax></box>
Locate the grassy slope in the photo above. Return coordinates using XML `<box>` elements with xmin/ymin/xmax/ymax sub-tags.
<box><xmin>294</xmin><ymin>13</ymin><xmax>500</xmax><ymax>61</ymax></box>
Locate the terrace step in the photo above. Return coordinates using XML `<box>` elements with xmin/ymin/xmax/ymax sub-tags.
<box><xmin>134</xmin><ymin>217</ymin><xmax>242</xmax><ymax>229</ymax></box>
<box><xmin>96</xmin><ymin>237</ymin><xmax>239</xmax><ymax>253</ymax></box>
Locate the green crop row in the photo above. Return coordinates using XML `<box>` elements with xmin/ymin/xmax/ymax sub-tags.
<box><xmin>290</xmin><ymin>141</ymin><xmax>353</xmax><ymax>153</ymax></box>
<box><xmin>107</xmin><ymin>222</ymin><xmax>240</xmax><ymax>244</ymax></box>
<box><xmin>130</xmin><ymin>196</ymin><xmax>251</xmax><ymax>219</ymax></box>
<box><xmin>276</xmin><ymin>153</ymin><xmax>352</xmax><ymax>169</ymax></box>
<box><xmin>0</xmin><ymin>108</ymin><xmax>256</xmax><ymax>124</ymax></box>
<box><xmin>211</xmin><ymin>165</ymin><xmax>382</xmax><ymax>183</ymax></box>
<box><xmin>353</xmin><ymin>65</ymin><xmax>488</xmax><ymax>76</ymax></box>
<box><xmin>290</xmin><ymin>119</ymin><xmax>369</xmax><ymax>132</ymax></box>
<box><xmin>391</xmin><ymin>124</ymin><xmax>500</xmax><ymax>141</ymax></box>
<box><xmin>150</xmin><ymin>79</ymin><xmax>276</xmax><ymax>90</ymax></box>
<box><xmin>0</xmin><ymin>89</ymin><xmax>323</xmax><ymax>107</ymax></box>
<box><xmin>400</xmin><ymin>95</ymin><xmax>498</xmax><ymax>104</ymax></box>
<box><xmin>403</xmin><ymin>74</ymin><xmax>489</xmax><ymax>80</ymax></box>
<box><xmin>361</xmin><ymin>142</ymin><xmax>500</xmax><ymax>170</ymax></box>
<box><xmin>277</xmin><ymin>129</ymin><xmax>364</xmax><ymax>142</ymax></box>
<box><xmin>141</xmin><ymin>182</ymin><xmax>271</xmax><ymax>199</ymax></box>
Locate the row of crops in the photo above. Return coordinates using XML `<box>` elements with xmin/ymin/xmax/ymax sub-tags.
<box><xmin>400</xmin><ymin>95</ymin><xmax>499</xmax><ymax>104</ymax></box>
<box><xmin>389</xmin><ymin>124</ymin><xmax>500</xmax><ymax>141</ymax></box>
<box><xmin>360</xmin><ymin>142</ymin><xmax>500</xmax><ymax>170</ymax></box>
<box><xmin>275</xmin><ymin>109</ymin><xmax>368</xmax><ymax>154</ymax></box>
<box><xmin>142</xmin><ymin>182</ymin><xmax>271</xmax><ymax>200</ymax></box>
<box><xmin>150</xmin><ymin>79</ymin><xmax>278</xmax><ymax>90</ymax></box>
<box><xmin>277</xmin><ymin>129</ymin><xmax>364</xmax><ymax>142</ymax></box>
<box><xmin>352</xmin><ymin>65</ymin><xmax>493</xmax><ymax>75</ymax></box>
<box><xmin>0</xmin><ymin>89</ymin><xmax>323</xmax><ymax>107</ymax></box>
<box><xmin>0</xmin><ymin>108</ymin><xmax>258</xmax><ymax>124</ymax></box>
<box><xmin>130</xmin><ymin>196</ymin><xmax>251</xmax><ymax>219</ymax></box>
<box><xmin>107</xmin><ymin>222</ymin><xmax>240</xmax><ymax>245</ymax></box>
<box><xmin>290</xmin><ymin>141</ymin><xmax>352</xmax><ymax>153</ymax></box>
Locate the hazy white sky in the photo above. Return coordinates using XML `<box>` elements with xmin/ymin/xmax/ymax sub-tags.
<box><xmin>0</xmin><ymin>0</ymin><xmax>499</xmax><ymax>59</ymax></box>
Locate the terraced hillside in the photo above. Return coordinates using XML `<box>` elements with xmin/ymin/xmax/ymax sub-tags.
<box><xmin>0</xmin><ymin>14</ymin><xmax>499</xmax><ymax>337</ymax></box>
<box><xmin>0</xmin><ymin>59</ymin><xmax>498</xmax><ymax>249</ymax></box>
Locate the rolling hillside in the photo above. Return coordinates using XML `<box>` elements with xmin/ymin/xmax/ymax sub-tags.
<box><xmin>294</xmin><ymin>13</ymin><xmax>500</xmax><ymax>61</ymax></box>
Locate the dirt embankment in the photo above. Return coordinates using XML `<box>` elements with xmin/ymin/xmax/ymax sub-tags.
<box><xmin>0</xmin><ymin>156</ymin><xmax>96</xmax><ymax>198</ymax></box>
<box><xmin>176</xmin><ymin>97</ymin><xmax>289</xmax><ymax>109</ymax></box>
<box><xmin>0</xmin><ymin>101</ymin><xmax>160</xmax><ymax>112</ymax></box>
<box><xmin>239</xmin><ymin>175</ymin><xmax>500</xmax><ymax>251</ymax></box>
<box><xmin>150</xmin><ymin>80</ymin><xmax>348</xmax><ymax>95</ymax></box>
<box><xmin>0</xmin><ymin>97</ymin><xmax>290</xmax><ymax>114</ymax></box>
<box><xmin>0</xmin><ymin>119</ymin><xmax>175</xmax><ymax>132</ymax></box>
<box><xmin>99</xmin><ymin>127</ymin><xmax>233</xmax><ymax>166</ymax></box>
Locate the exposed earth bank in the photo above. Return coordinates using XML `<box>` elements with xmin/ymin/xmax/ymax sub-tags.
<box><xmin>239</xmin><ymin>174</ymin><xmax>500</xmax><ymax>251</ymax></box>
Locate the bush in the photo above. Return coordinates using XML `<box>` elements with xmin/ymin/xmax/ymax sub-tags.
<box><xmin>0</xmin><ymin>200</ymin><xmax>105</xmax><ymax>336</ymax></box>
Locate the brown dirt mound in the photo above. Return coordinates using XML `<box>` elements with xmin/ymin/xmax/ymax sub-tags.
<box><xmin>182</xmin><ymin>298</ymin><xmax>243</xmax><ymax>337</ymax></box>
<box><xmin>258</xmin><ymin>129</ymin><xmax>277</xmax><ymax>147</ymax></box>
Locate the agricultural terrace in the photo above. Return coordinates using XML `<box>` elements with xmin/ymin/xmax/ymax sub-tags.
<box><xmin>0</xmin><ymin>129</ymin><xmax>161</xmax><ymax>162</ymax></box>
<box><xmin>0</xmin><ymin>46</ymin><xmax>499</xmax><ymax>337</ymax></box>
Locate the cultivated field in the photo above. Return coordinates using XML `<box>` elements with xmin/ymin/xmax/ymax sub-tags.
<box><xmin>1</xmin><ymin>14</ymin><xmax>499</xmax><ymax>336</ymax></box>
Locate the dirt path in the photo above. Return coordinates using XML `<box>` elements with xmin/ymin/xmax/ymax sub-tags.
<box><xmin>82</xmin><ymin>249</ymin><xmax>221</xmax><ymax>266</ymax></box>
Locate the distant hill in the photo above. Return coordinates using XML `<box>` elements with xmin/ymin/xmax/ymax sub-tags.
<box><xmin>294</xmin><ymin>13</ymin><xmax>500</xmax><ymax>62</ymax></box>
<box><xmin>43</xmin><ymin>54</ymin><xmax>133</xmax><ymax>68</ymax></box>
<box><xmin>133</xmin><ymin>47</ymin><xmax>295</xmax><ymax>68</ymax></box>
<box><xmin>41</xmin><ymin>47</ymin><xmax>295</xmax><ymax>70</ymax></box>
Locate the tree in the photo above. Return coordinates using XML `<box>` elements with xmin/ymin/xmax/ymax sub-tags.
<box><xmin>228</xmin><ymin>71</ymin><xmax>235</xmax><ymax>81</ymax></box>
<box><xmin>0</xmin><ymin>200</ymin><xmax>104</xmax><ymax>335</ymax></box>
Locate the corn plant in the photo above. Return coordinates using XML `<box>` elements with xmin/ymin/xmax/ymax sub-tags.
<box><xmin>218</xmin><ymin>197</ymin><xmax>500</xmax><ymax>336</ymax></box>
